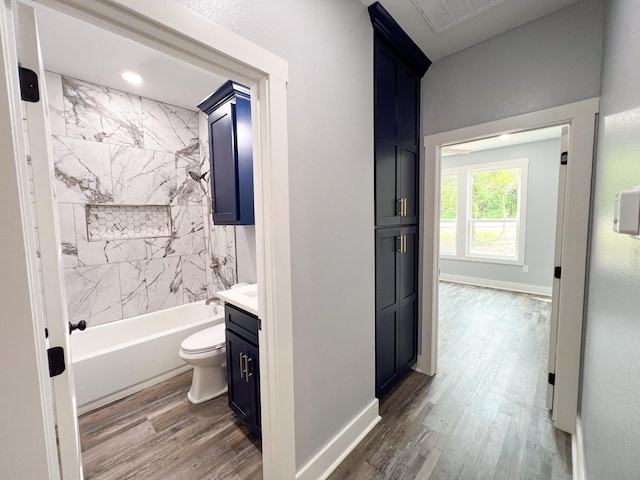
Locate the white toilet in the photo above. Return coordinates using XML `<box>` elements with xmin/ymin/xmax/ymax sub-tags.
<box><xmin>179</xmin><ymin>323</ymin><xmax>227</xmax><ymax>404</ymax></box>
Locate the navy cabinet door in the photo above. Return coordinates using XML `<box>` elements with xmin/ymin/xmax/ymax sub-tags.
<box><xmin>375</xmin><ymin>226</ymin><xmax>417</xmax><ymax>396</ymax></box>
<box><xmin>375</xmin><ymin>227</ymin><xmax>400</xmax><ymax>395</ymax></box>
<box><xmin>226</xmin><ymin>329</ymin><xmax>253</xmax><ymax>425</ymax></box>
<box><xmin>209</xmin><ymin>102</ymin><xmax>238</xmax><ymax>224</ymax></box>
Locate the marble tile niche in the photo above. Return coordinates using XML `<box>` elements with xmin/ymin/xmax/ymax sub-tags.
<box><xmin>44</xmin><ymin>71</ymin><xmax>238</xmax><ymax>325</ymax></box>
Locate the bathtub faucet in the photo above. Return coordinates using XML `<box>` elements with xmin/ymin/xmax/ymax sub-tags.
<box><xmin>205</xmin><ymin>297</ymin><xmax>219</xmax><ymax>305</ymax></box>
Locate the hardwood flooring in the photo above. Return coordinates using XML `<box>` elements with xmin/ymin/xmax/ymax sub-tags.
<box><xmin>78</xmin><ymin>372</ymin><xmax>262</xmax><ymax>480</ymax></box>
<box><xmin>329</xmin><ymin>282</ymin><xmax>572</xmax><ymax>480</ymax></box>
<box><xmin>80</xmin><ymin>283</ymin><xmax>570</xmax><ymax>479</ymax></box>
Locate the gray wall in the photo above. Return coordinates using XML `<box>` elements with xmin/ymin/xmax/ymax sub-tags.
<box><xmin>422</xmin><ymin>0</ymin><xmax>605</xmax><ymax>135</ymax></box>
<box><xmin>176</xmin><ymin>0</ymin><xmax>375</xmax><ymax>470</ymax></box>
<box><xmin>441</xmin><ymin>139</ymin><xmax>560</xmax><ymax>289</ymax></box>
<box><xmin>580</xmin><ymin>1</ymin><xmax>640</xmax><ymax>478</ymax></box>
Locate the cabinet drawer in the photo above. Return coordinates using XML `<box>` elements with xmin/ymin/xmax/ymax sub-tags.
<box><xmin>225</xmin><ymin>303</ymin><xmax>259</xmax><ymax>345</ymax></box>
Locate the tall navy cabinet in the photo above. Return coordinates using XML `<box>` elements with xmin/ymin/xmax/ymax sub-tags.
<box><xmin>198</xmin><ymin>81</ymin><xmax>254</xmax><ymax>225</ymax></box>
<box><xmin>369</xmin><ymin>3</ymin><xmax>431</xmax><ymax>397</ymax></box>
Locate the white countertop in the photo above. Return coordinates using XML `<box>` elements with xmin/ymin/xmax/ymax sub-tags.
<box><xmin>215</xmin><ymin>283</ymin><xmax>258</xmax><ymax>316</ymax></box>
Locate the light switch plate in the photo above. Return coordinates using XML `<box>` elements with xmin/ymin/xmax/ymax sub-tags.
<box><xmin>614</xmin><ymin>187</ymin><xmax>640</xmax><ymax>235</ymax></box>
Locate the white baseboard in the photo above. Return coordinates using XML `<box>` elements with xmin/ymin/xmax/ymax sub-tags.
<box><xmin>76</xmin><ymin>365</ymin><xmax>192</xmax><ymax>415</ymax></box>
<box><xmin>572</xmin><ymin>415</ymin><xmax>587</xmax><ymax>480</ymax></box>
<box><xmin>296</xmin><ymin>399</ymin><xmax>380</xmax><ymax>480</ymax></box>
<box><xmin>440</xmin><ymin>273</ymin><xmax>552</xmax><ymax>296</ymax></box>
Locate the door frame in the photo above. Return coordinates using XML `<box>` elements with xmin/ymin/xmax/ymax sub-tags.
<box><xmin>417</xmin><ymin>98</ymin><xmax>599</xmax><ymax>434</ymax></box>
<box><xmin>0</xmin><ymin>0</ymin><xmax>296</xmax><ymax>478</ymax></box>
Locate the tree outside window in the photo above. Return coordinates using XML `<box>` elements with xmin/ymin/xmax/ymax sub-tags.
<box><xmin>440</xmin><ymin>158</ymin><xmax>528</xmax><ymax>264</ymax></box>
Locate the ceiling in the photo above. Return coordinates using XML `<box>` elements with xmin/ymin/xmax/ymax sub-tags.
<box><xmin>442</xmin><ymin>125</ymin><xmax>563</xmax><ymax>156</ymax></box>
<box><xmin>34</xmin><ymin>4</ymin><xmax>227</xmax><ymax>111</ymax></box>
<box><xmin>365</xmin><ymin>0</ymin><xmax>580</xmax><ymax>60</ymax></box>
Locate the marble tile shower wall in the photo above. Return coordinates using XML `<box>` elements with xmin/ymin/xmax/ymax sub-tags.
<box><xmin>45</xmin><ymin>72</ymin><xmax>237</xmax><ymax>327</ymax></box>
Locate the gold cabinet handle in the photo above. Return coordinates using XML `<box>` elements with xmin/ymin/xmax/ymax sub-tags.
<box><xmin>404</xmin><ymin>234</ymin><xmax>407</xmax><ymax>253</ymax></box>
<box><xmin>396</xmin><ymin>199</ymin><xmax>403</xmax><ymax>216</ymax></box>
<box><xmin>246</xmin><ymin>356</ymin><xmax>253</xmax><ymax>380</ymax></box>
<box><xmin>403</xmin><ymin>198</ymin><xmax>407</xmax><ymax>217</ymax></box>
<box><xmin>397</xmin><ymin>236</ymin><xmax>403</xmax><ymax>252</ymax></box>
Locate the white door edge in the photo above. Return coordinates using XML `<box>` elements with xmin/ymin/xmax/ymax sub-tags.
<box><xmin>419</xmin><ymin>97</ymin><xmax>599</xmax><ymax>434</ymax></box>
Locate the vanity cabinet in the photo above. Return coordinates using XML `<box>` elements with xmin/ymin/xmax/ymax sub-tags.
<box><xmin>225</xmin><ymin>303</ymin><xmax>260</xmax><ymax>436</ymax></box>
<box><xmin>198</xmin><ymin>81</ymin><xmax>254</xmax><ymax>225</ymax></box>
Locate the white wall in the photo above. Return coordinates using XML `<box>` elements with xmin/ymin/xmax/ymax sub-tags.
<box><xmin>580</xmin><ymin>1</ymin><xmax>640</xmax><ymax>478</ymax></box>
<box><xmin>422</xmin><ymin>0</ymin><xmax>605</xmax><ymax>135</ymax></box>
<box><xmin>176</xmin><ymin>0</ymin><xmax>375</xmax><ymax>470</ymax></box>
<box><xmin>440</xmin><ymin>139</ymin><xmax>560</xmax><ymax>291</ymax></box>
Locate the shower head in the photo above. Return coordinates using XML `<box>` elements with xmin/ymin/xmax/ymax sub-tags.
<box><xmin>188</xmin><ymin>171</ymin><xmax>206</xmax><ymax>183</ymax></box>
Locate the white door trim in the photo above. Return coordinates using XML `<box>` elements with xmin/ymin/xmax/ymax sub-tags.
<box><xmin>4</xmin><ymin>0</ymin><xmax>296</xmax><ymax>478</ymax></box>
<box><xmin>418</xmin><ymin>98</ymin><xmax>599</xmax><ymax>434</ymax></box>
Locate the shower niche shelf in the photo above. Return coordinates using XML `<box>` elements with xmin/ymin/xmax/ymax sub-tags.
<box><xmin>85</xmin><ymin>204</ymin><xmax>172</xmax><ymax>242</ymax></box>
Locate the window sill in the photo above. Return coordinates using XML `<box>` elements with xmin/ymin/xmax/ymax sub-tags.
<box><xmin>439</xmin><ymin>254</ymin><xmax>524</xmax><ymax>266</ymax></box>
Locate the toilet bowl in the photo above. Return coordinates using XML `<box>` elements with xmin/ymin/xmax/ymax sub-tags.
<box><xmin>179</xmin><ymin>324</ymin><xmax>227</xmax><ymax>404</ymax></box>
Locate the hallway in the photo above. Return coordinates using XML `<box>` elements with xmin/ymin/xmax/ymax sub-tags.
<box><xmin>330</xmin><ymin>282</ymin><xmax>571</xmax><ymax>479</ymax></box>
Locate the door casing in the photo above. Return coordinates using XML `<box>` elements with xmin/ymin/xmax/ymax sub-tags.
<box><xmin>418</xmin><ymin>98</ymin><xmax>599</xmax><ymax>434</ymax></box>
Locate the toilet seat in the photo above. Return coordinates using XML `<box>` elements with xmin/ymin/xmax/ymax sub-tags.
<box><xmin>181</xmin><ymin>324</ymin><xmax>226</xmax><ymax>354</ymax></box>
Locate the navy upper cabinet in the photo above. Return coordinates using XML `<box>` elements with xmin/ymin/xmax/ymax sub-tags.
<box><xmin>198</xmin><ymin>81</ymin><xmax>254</xmax><ymax>225</ymax></box>
<box><xmin>370</xmin><ymin>3</ymin><xmax>429</xmax><ymax>228</ymax></box>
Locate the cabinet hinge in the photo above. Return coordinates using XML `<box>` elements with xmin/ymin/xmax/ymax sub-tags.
<box><xmin>554</xmin><ymin>266</ymin><xmax>562</xmax><ymax>279</ymax></box>
<box><xmin>47</xmin><ymin>346</ymin><xmax>66</xmax><ymax>377</ymax></box>
<box><xmin>18</xmin><ymin>66</ymin><xmax>40</xmax><ymax>102</ymax></box>
<box><xmin>548</xmin><ymin>372</ymin><xmax>556</xmax><ymax>386</ymax></box>
<box><xmin>560</xmin><ymin>151</ymin><xmax>568</xmax><ymax>165</ymax></box>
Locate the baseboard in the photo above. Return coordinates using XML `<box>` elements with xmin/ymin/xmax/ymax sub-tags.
<box><xmin>440</xmin><ymin>274</ymin><xmax>552</xmax><ymax>296</ymax></box>
<box><xmin>76</xmin><ymin>365</ymin><xmax>192</xmax><ymax>415</ymax></box>
<box><xmin>296</xmin><ymin>399</ymin><xmax>380</xmax><ymax>480</ymax></box>
<box><xmin>572</xmin><ymin>415</ymin><xmax>587</xmax><ymax>480</ymax></box>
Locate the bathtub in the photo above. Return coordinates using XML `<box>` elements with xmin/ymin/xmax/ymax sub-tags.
<box><xmin>70</xmin><ymin>301</ymin><xmax>224</xmax><ymax>414</ymax></box>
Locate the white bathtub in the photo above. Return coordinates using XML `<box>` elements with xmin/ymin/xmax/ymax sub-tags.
<box><xmin>70</xmin><ymin>301</ymin><xmax>224</xmax><ymax>414</ymax></box>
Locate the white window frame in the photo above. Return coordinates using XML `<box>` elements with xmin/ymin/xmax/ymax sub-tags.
<box><xmin>440</xmin><ymin>157</ymin><xmax>529</xmax><ymax>265</ymax></box>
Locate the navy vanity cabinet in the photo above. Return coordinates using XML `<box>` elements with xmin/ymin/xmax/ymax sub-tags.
<box><xmin>375</xmin><ymin>226</ymin><xmax>418</xmax><ymax>396</ymax></box>
<box><xmin>225</xmin><ymin>303</ymin><xmax>260</xmax><ymax>436</ymax></box>
<box><xmin>198</xmin><ymin>81</ymin><xmax>254</xmax><ymax>225</ymax></box>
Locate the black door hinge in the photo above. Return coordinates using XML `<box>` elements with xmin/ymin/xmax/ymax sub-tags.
<box><xmin>554</xmin><ymin>266</ymin><xmax>562</xmax><ymax>279</ymax></box>
<box><xmin>560</xmin><ymin>151</ymin><xmax>568</xmax><ymax>165</ymax></box>
<box><xmin>548</xmin><ymin>372</ymin><xmax>556</xmax><ymax>386</ymax></box>
<box><xmin>47</xmin><ymin>346</ymin><xmax>66</xmax><ymax>377</ymax></box>
<box><xmin>18</xmin><ymin>66</ymin><xmax>40</xmax><ymax>102</ymax></box>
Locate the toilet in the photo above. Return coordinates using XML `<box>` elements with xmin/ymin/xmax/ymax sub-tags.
<box><xmin>179</xmin><ymin>324</ymin><xmax>227</xmax><ymax>404</ymax></box>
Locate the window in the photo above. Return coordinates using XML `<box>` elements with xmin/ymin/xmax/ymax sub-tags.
<box><xmin>440</xmin><ymin>158</ymin><xmax>528</xmax><ymax>264</ymax></box>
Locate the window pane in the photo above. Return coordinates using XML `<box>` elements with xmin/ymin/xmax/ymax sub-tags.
<box><xmin>440</xmin><ymin>221</ymin><xmax>456</xmax><ymax>255</ymax></box>
<box><xmin>468</xmin><ymin>220</ymin><xmax>517</xmax><ymax>258</ymax></box>
<box><xmin>470</xmin><ymin>168</ymin><xmax>519</xmax><ymax>220</ymax></box>
<box><xmin>440</xmin><ymin>175</ymin><xmax>457</xmax><ymax>255</ymax></box>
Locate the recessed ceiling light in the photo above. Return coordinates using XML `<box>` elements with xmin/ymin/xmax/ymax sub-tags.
<box><xmin>121</xmin><ymin>71</ymin><xmax>143</xmax><ymax>85</ymax></box>
<box><xmin>499</xmin><ymin>134</ymin><xmax>511</xmax><ymax>141</ymax></box>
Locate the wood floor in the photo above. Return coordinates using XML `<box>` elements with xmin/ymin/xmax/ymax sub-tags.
<box><xmin>78</xmin><ymin>372</ymin><xmax>262</xmax><ymax>480</ymax></box>
<box><xmin>329</xmin><ymin>282</ymin><xmax>572</xmax><ymax>480</ymax></box>
<box><xmin>79</xmin><ymin>282</ymin><xmax>570</xmax><ymax>479</ymax></box>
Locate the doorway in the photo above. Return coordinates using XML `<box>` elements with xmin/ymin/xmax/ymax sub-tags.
<box><xmin>0</xmin><ymin>0</ymin><xmax>295</xmax><ymax>478</ymax></box>
<box><xmin>418</xmin><ymin>98</ymin><xmax>599</xmax><ymax>435</ymax></box>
